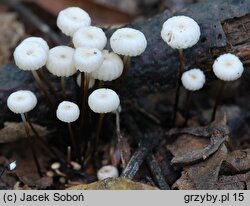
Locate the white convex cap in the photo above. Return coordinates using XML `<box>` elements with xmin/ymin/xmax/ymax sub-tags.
<box><xmin>161</xmin><ymin>15</ymin><xmax>201</xmax><ymax>49</ymax></box>
<box><xmin>73</xmin><ymin>26</ymin><xmax>107</xmax><ymax>50</ymax></box>
<box><xmin>110</xmin><ymin>28</ymin><xmax>147</xmax><ymax>56</ymax></box>
<box><xmin>57</xmin><ymin>7</ymin><xmax>91</xmax><ymax>37</ymax></box>
<box><xmin>56</xmin><ymin>101</ymin><xmax>80</xmax><ymax>123</ymax></box>
<box><xmin>74</xmin><ymin>47</ymin><xmax>103</xmax><ymax>73</ymax></box>
<box><xmin>97</xmin><ymin>165</ymin><xmax>119</xmax><ymax>180</ymax></box>
<box><xmin>91</xmin><ymin>50</ymin><xmax>123</xmax><ymax>81</ymax></box>
<box><xmin>22</xmin><ymin>37</ymin><xmax>49</xmax><ymax>53</ymax></box>
<box><xmin>14</xmin><ymin>41</ymin><xmax>47</xmax><ymax>71</ymax></box>
<box><xmin>213</xmin><ymin>53</ymin><xmax>244</xmax><ymax>81</ymax></box>
<box><xmin>46</xmin><ymin>46</ymin><xmax>76</xmax><ymax>77</ymax></box>
<box><xmin>7</xmin><ymin>90</ymin><xmax>37</xmax><ymax>114</ymax></box>
<box><xmin>181</xmin><ymin>68</ymin><xmax>205</xmax><ymax>91</ymax></box>
<box><xmin>88</xmin><ymin>88</ymin><xmax>120</xmax><ymax>113</ymax></box>
<box><xmin>76</xmin><ymin>73</ymin><xmax>95</xmax><ymax>88</ymax></box>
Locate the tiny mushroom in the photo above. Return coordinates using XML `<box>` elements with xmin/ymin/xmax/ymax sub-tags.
<box><xmin>211</xmin><ymin>53</ymin><xmax>244</xmax><ymax>121</ymax></box>
<box><xmin>91</xmin><ymin>50</ymin><xmax>124</xmax><ymax>82</ymax></box>
<box><xmin>56</xmin><ymin>101</ymin><xmax>80</xmax><ymax>153</ymax></box>
<box><xmin>97</xmin><ymin>165</ymin><xmax>119</xmax><ymax>180</ymax></box>
<box><xmin>110</xmin><ymin>27</ymin><xmax>147</xmax><ymax>57</ymax></box>
<box><xmin>7</xmin><ymin>90</ymin><xmax>42</xmax><ymax>176</ymax></box>
<box><xmin>73</xmin><ymin>26</ymin><xmax>107</xmax><ymax>50</ymax></box>
<box><xmin>22</xmin><ymin>37</ymin><xmax>49</xmax><ymax>53</ymax></box>
<box><xmin>161</xmin><ymin>15</ymin><xmax>201</xmax><ymax>50</ymax></box>
<box><xmin>213</xmin><ymin>53</ymin><xmax>244</xmax><ymax>81</ymax></box>
<box><xmin>57</xmin><ymin>7</ymin><xmax>91</xmax><ymax>37</ymax></box>
<box><xmin>181</xmin><ymin>68</ymin><xmax>205</xmax><ymax>91</ymax></box>
<box><xmin>46</xmin><ymin>46</ymin><xmax>76</xmax><ymax>77</ymax></box>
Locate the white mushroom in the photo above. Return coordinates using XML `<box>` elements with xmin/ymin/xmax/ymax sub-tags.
<box><xmin>57</xmin><ymin>7</ymin><xmax>91</xmax><ymax>37</ymax></box>
<box><xmin>181</xmin><ymin>68</ymin><xmax>205</xmax><ymax>91</ymax></box>
<box><xmin>88</xmin><ymin>88</ymin><xmax>120</xmax><ymax>113</ymax></box>
<box><xmin>110</xmin><ymin>28</ymin><xmax>147</xmax><ymax>57</ymax></box>
<box><xmin>56</xmin><ymin>101</ymin><xmax>80</xmax><ymax>123</ymax></box>
<box><xmin>161</xmin><ymin>15</ymin><xmax>201</xmax><ymax>49</ymax></box>
<box><xmin>213</xmin><ymin>53</ymin><xmax>244</xmax><ymax>81</ymax></box>
<box><xmin>22</xmin><ymin>37</ymin><xmax>49</xmax><ymax>53</ymax></box>
<box><xmin>46</xmin><ymin>46</ymin><xmax>76</xmax><ymax>77</ymax></box>
<box><xmin>14</xmin><ymin>41</ymin><xmax>47</xmax><ymax>71</ymax></box>
<box><xmin>7</xmin><ymin>90</ymin><xmax>37</xmax><ymax>114</ymax></box>
<box><xmin>73</xmin><ymin>26</ymin><xmax>107</xmax><ymax>50</ymax></box>
<box><xmin>73</xmin><ymin>47</ymin><xmax>103</xmax><ymax>73</ymax></box>
<box><xmin>91</xmin><ymin>50</ymin><xmax>124</xmax><ymax>81</ymax></box>
<box><xmin>97</xmin><ymin>165</ymin><xmax>119</xmax><ymax>180</ymax></box>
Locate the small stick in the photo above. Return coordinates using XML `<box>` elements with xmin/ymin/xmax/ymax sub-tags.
<box><xmin>20</xmin><ymin>113</ymin><xmax>42</xmax><ymax>177</ymax></box>
<box><xmin>31</xmin><ymin>70</ymin><xmax>55</xmax><ymax>113</ymax></box>
<box><xmin>211</xmin><ymin>81</ymin><xmax>226</xmax><ymax>122</ymax></box>
<box><xmin>172</xmin><ymin>49</ymin><xmax>185</xmax><ymax>125</ymax></box>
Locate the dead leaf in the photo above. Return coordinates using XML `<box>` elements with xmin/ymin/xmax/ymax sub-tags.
<box><xmin>68</xmin><ymin>178</ymin><xmax>159</xmax><ymax>190</ymax></box>
<box><xmin>173</xmin><ymin>144</ymin><xmax>228</xmax><ymax>189</ymax></box>
<box><xmin>0</xmin><ymin>122</ymin><xmax>48</xmax><ymax>143</ymax></box>
<box><xmin>0</xmin><ymin>13</ymin><xmax>24</xmax><ymax>64</ymax></box>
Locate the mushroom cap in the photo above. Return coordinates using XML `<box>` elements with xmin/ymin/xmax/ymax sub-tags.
<box><xmin>88</xmin><ymin>88</ymin><xmax>120</xmax><ymax>113</ymax></box>
<box><xmin>161</xmin><ymin>15</ymin><xmax>201</xmax><ymax>49</ymax></box>
<box><xmin>76</xmin><ymin>73</ymin><xmax>95</xmax><ymax>88</ymax></box>
<box><xmin>46</xmin><ymin>46</ymin><xmax>76</xmax><ymax>77</ymax></box>
<box><xmin>7</xmin><ymin>90</ymin><xmax>37</xmax><ymax>114</ymax></box>
<box><xmin>73</xmin><ymin>47</ymin><xmax>104</xmax><ymax>73</ymax></box>
<box><xmin>56</xmin><ymin>101</ymin><xmax>80</xmax><ymax>123</ymax></box>
<box><xmin>181</xmin><ymin>68</ymin><xmax>205</xmax><ymax>91</ymax></box>
<box><xmin>110</xmin><ymin>28</ymin><xmax>147</xmax><ymax>56</ymax></box>
<box><xmin>91</xmin><ymin>50</ymin><xmax>124</xmax><ymax>81</ymax></box>
<box><xmin>22</xmin><ymin>37</ymin><xmax>49</xmax><ymax>53</ymax></box>
<box><xmin>212</xmin><ymin>53</ymin><xmax>244</xmax><ymax>81</ymax></box>
<box><xmin>73</xmin><ymin>26</ymin><xmax>107</xmax><ymax>50</ymax></box>
<box><xmin>97</xmin><ymin>165</ymin><xmax>119</xmax><ymax>180</ymax></box>
<box><xmin>14</xmin><ymin>41</ymin><xmax>48</xmax><ymax>71</ymax></box>
<box><xmin>57</xmin><ymin>7</ymin><xmax>91</xmax><ymax>37</ymax></box>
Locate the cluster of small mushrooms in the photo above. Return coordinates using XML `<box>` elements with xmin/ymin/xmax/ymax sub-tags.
<box><xmin>6</xmin><ymin>7</ymin><xmax>244</xmax><ymax>182</ymax></box>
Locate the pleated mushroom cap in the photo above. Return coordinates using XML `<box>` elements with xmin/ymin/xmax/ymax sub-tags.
<box><xmin>74</xmin><ymin>47</ymin><xmax>103</xmax><ymax>73</ymax></box>
<box><xmin>22</xmin><ymin>37</ymin><xmax>49</xmax><ymax>53</ymax></box>
<box><xmin>57</xmin><ymin>7</ymin><xmax>91</xmax><ymax>37</ymax></box>
<box><xmin>91</xmin><ymin>50</ymin><xmax>123</xmax><ymax>81</ymax></box>
<box><xmin>46</xmin><ymin>46</ymin><xmax>76</xmax><ymax>77</ymax></box>
<box><xmin>181</xmin><ymin>68</ymin><xmax>205</xmax><ymax>91</ymax></box>
<box><xmin>56</xmin><ymin>101</ymin><xmax>80</xmax><ymax>123</ymax></box>
<box><xmin>7</xmin><ymin>90</ymin><xmax>37</xmax><ymax>114</ymax></box>
<box><xmin>88</xmin><ymin>88</ymin><xmax>120</xmax><ymax>113</ymax></box>
<box><xmin>73</xmin><ymin>26</ymin><xmax>107</xmax><ymax>50</ymax></box>
<box><xmin>161</xmin><ymin>15</ymin><xmax>201</xmax><ymax>49</ymax></box>
<box><xmin>14</xmin><ymin>41</ymin><xmax>48</xmax><ymax>71</ymax></box>
<box><xmin>213</xmin><ymin>53</ymin><xmax>244</xmax><ymax>81</ymax></box>
<box><xmin>110</xmin><ymin>28</ymin><xmax>147</xmax><ymax>56</ymax></box>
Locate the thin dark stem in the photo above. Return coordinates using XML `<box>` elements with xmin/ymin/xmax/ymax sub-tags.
<box><xmin>37</xmin><ymin>69</ymin><xmax>60</xmax><ymax>101</ymax></box>
<box><xmin>98</xmin><ymin>80</ymin><xmax>104</xmax><ymax>88</ymax></box>
<box><xmin>61</xmin><ymin>77</ymin><xmax>67</xmax><ymax>99</ymax></box>
<box><xmin>211</xmin><ymin>81</ymin><xmax>226</xmax><ymax>122</ymax></box>
<box><xmin>67</xmin><ymin>146</ymin><xmax>71</xmax><ymax>168</ymax></box>
<box><xmin>20</xmin><ymin>113</ymin><xmax>42</xmax><ymax>177</ymax></box>
<box><xmin>115</xmin><ymin>55</ymin><xmax>131</xmax><ymax>89</ymax></box>
<box><xmin>183</xmin><ymin>91</ymin><xmax>192</xmax><ymax>126</ymax></box>
<box><xmin>172</xmin><ymin>49</ymin><xmax>185</xmax><ymax>125</ymax></box>
<box><xmin>67</xmin><ymin>123</ymin><xmax>79</xmax><ymax>161</ymax></box>
<box><xmin>32</xmin><ymin>70</ymin><xmax>55</xmax><ymax>113</ymax></box>
<box><xmin>95</xmin><ymin>113</ymin><xmax>105</xmax><ymax>149</ymax></box>
<box><xmin>25</xmin><ymin>114</ymin><xmax>59</xmax><ymax>159</ymax></box>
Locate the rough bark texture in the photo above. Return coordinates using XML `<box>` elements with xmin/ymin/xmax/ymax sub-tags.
<box><xmin>0</xmin><ymin>0</ymin><xmax>249</xmax><ymax>124</ymax></box>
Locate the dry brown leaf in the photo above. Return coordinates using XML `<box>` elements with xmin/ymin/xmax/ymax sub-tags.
<box><xmin>0</xmin><ymin>13</ymin><xmax>24</xmax><ymax>64</ymax></box>
<box><xmin>0</xmin><ymin>122</ymin><xmax>48</xmax><ymax>143</ymax></box>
